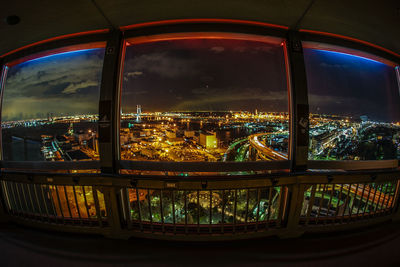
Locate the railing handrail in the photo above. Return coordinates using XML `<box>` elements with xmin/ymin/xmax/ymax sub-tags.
<box><xmin>0</xmin><ymin>168</ymin><xmax>399</xmax><ymax>183</ymax></box>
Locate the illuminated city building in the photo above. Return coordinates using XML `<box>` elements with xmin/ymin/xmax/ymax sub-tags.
<box><xmin>199</xmin><ymin>131</ymin><xmax>218</xmax><ymax>149</ymax></box>
<box><xmin>0</xmin><ymin>3</ymin><xmax>399</xmax><ymax>265</ymax></box>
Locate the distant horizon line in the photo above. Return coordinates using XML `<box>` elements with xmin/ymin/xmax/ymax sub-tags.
<box><xmin>2</xmin><ymin>111</ymin><xmax>398</xmax><ymax>125</ymax></box>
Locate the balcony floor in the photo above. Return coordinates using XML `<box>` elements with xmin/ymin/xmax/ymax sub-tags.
<box><xmin>1</xmin><ymin>220</ymin><xmax>400</xmax><ymax>266</ymax></box>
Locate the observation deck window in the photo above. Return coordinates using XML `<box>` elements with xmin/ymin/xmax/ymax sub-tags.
<box><xmin>120</xmin><ymin>34</ymin><xmax>289</xmax><ymax>175</ymax></box>
<box><xmin>1</xmin><ymin>44</ymin><xmax>105</xmax><ymax>163</ymax></box>
<box><xmin>303</xmin><ymin>43</ymin><xmax>400</xmax><ymax>161</ymax></box>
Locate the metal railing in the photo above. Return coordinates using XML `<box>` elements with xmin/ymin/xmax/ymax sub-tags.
<box><xmin>0</xmin><ymin>180</ymin><xmax>107</xmax><ymax>227</ymax></box>
<box><xmin>0</xmin><ymin>169</ymin><xmax>399</xmax><ymax>240</ymax></box>
<box><xmin>120</xmin><ymin>186</ymin><xmax>287</xmax><ymax>235</ymax></box>
<box><xmin>300</xmin><ymin>181</ymin><xmax>398</xmax><ymax>225</ymax></box>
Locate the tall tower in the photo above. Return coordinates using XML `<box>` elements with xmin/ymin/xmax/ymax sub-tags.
<box><xmin>136</xmin><ymin>105</ymin><xmax>142</xmax><ymax>122</ymax></box>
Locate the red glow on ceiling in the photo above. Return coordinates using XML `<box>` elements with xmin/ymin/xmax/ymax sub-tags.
<box><xmin>120</xmin><ymin>19</ymin><xmax>289</xmax><ymax>31</ymax></box>
<box><xmin>125</xmin><ymin>32</ymin><xmax>284</xmax><ymax>46</ymax></box>
<box><xmin>0</xmin><ymin>29</ymin><xmax>109</xmax><ymax>59</ymax></box>
<box><xmin>299</xmin><ymin>29</ymin><xmax>400</xmax><ymax>59</ymax></box>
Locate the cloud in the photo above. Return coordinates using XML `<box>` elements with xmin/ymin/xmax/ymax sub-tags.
<box><xmin>124</xmin><ymin>52</ymin><xmax>198</xmax><ymax>78</ymax></box>
<box><xmin>308</xmin><ymin>93</ymin><xmax>380</xmax><ymax>118</ymax></box>
<box><xmin>5</xmin><ymin>50</ymin><xmax>103</xmax><ymax>97</ymax></box>
<box><xmin>2</xmin><ymin>95</ymin><xmax>98</xmax><ymax>121</ymax></box>
<box><xmin>173</xmin><ymin>87</ymin><xmax>286</xmax><ymax>111</ymax></box>
<box><xmin>2</xmin><ymin>49</ymin><xmax>104</xmax><ymax>121</ymax></box>
<box><xmin>210</xmin><ymin>46</ymin><xmax>225</xmax><ymax>53</ymax></box>
<box><xmin>61</xmin><ymin>81</ymin><xmax>99</xmax><ymax>94</ymax></box>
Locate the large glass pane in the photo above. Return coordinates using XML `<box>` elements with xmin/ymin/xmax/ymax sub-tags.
<box><xmin>1</xmin><ymin>45</ymin><xmax>105</xmax><ymax>163</ymax></box>
<box><xmin>120</xmin><ymin>35</ymin><xmax>289</xmax><ymax>174</ymax></box>
<box><xmin>223</xmin><ymin>190</ymin><xmax>236</xmax><ymax>223</ymax></box>
<box><xmin>304</xmin><ymin>46</ymin><xmax>400</xmax><ymax>160</ymax></box>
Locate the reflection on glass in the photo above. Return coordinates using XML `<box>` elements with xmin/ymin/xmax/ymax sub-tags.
<box><xmin>211</xmin><ymin>190</ymin><xmax>223</xmax><ymax>224</ymax></box>
<box><xmin>198</xmin><ymin>190</ymin><xmax>211</xmax><ymax>224</ymax></box>
<box><xmin>120</xmin><ymin>37</ymin><xmax>289</xmax><ymax>170</ymax></box>
<box><xmin>258</xmin><ymin>187</ymin><xmax>281</xmax><ymax>221</ymax></box>
<box><xmin>150</xmin><ymin>190</ymin><xmax>162</xmax><ymax>223</ymax></box>
<box><xmin>186</xmin><ymin>190</ymin><xmax>199</xmax><ymax>224</ymax></box>
<box><xmin>236</xmin><ymin>189</ymin><xmax>247</xmax><ymax>223</ymax></box>
<box><xmin>247</xmin><ymin>189</ymin><xmax>259</xmax><ymax>222</ymax></box>
<box><xmin>47</xmin><ymin>185</ymin><xmax>99</xmax><ymax>219</ymax></box>
<box><xmin>301</xmin><ymin>182</ymin><xmax>396</xmax><ymax>220</ymax></box>
<box><xmin>125</xmin><ymin>188</ymin><xmax>284</xmax><ymax>225</ymax></box>
<box><xmin>223</xmin><ymin>190</ymin><xmax>236</xmax><ymax>223</ymax></box>
<box><xmin>83</xmin><ymin>186</ymin><xmax>97</xmax><ymax>218</ymax></box>
<box><xmin>304</xmin><ymin>48</ymin><xmax>400</xmax><ymax>160</ymax></box>
<box><xmin>128</xmin><ymin>188</ymin><xmax>140</xmax><ymax>220</ymax></box>
<box><xmin>75</xmin><ymin>186</ymin><xmax>89</xmax><ymax>218</ymax></box>
<box><xmin>1</xmin><ymin>48</ymin><xmax>105</xmax><ymax>163</ymax></box>
<box><xmin>161</xmin><ymin>190</ymin><xmax>173</xmax><ymax>223</ymax></box>
<box><xmin>174</xmin><ymin>191</ymin><xmax>186</xmax><ymax>224</ymax></box>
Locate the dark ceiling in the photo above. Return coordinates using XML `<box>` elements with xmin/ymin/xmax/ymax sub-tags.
<box><xmin>0</xmin><ymin>0</ymin><xmax>399</xmax><ymax>57</ymax></box>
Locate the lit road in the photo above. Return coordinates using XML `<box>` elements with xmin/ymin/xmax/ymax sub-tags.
<box><xmin>248</xmin><ymin>133</ymin><xmax>287</xmax><ymax>160</ymax></box>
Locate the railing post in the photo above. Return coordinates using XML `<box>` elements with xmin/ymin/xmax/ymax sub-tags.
<box><xmin>278</xmin><ymin>181</ymin><xmax>305</xmax><ymax>238</ymax></box>
<box><xmin>102</xmin><ymin>186</ymin><xmax>126</xmax><ymax>239</ymax></box>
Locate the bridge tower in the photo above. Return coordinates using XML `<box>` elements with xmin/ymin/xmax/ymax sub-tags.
<box><xmin>136</xmin><ymin>105</ymin><xmax>142</xmax><ymax>122</ymax></box>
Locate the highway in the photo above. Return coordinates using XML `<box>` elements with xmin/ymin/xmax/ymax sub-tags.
<box><xmin>248</xmin><ymin>133</ymin><xmax>287</xmax><ymax>160</ymax></box>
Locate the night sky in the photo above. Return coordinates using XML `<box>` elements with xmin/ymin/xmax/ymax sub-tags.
<box><xmin>121</xmin><ymin>39</ymin><xmax>288</xmax><ymax>113</ymax></box>
<box><xmin>2</xmin><ymin>41</ymin><xmax>399</xmax><ymax>123</ymax></box>
<box><xmin>2</xmin><ymin>49</ymin><xmax>104</xmax><ymax>122</ymax></box>
<box><xmin>304</xmin><ymin>49</ymin><xmax>400</xmax><ymax>122</ymax></box>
